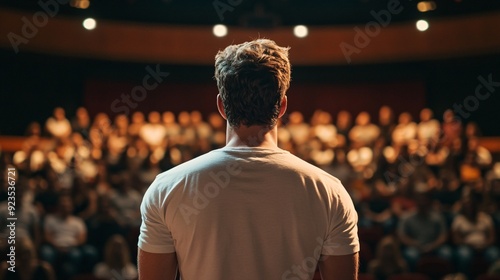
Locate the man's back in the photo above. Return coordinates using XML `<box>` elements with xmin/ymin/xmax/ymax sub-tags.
<box><xmin>139</xmin><ymin>146</ymin><xmax>358</xmax><ymax>280</ymax></box>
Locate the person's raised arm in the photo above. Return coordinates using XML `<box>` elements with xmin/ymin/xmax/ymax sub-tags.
<box><xmin>138</xmin><ymin>249</ymin><xmax>177</xmax><ymax>280</ymax></box>
<box><xmin>319</xmin><ymin>252</ymin><xmax>359</xmax><ymax>280</ymax></box>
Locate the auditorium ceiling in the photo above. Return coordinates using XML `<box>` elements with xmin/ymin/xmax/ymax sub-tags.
<box><xmin>1</xmin><ymin>0</ymin><xmax>500</xmax><ymax>27</ymax></box>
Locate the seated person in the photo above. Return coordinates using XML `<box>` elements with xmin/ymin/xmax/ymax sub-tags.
<box><xmin>452</xmin><ymin>194</ymin><xmax>499</xmax><ymax>274</ymax></box>
<box><xmin>311</xmin><ymin>110</ymin><xmax>337</xmax><ymax>147</ymax></box>
<box><xmin>109</xmin><ymin>172</ymin><xmax>142</xmax><ymax>229</ymax></box>
<box><xmin>71</xmin><ymin>107</ymin><xmax>91</xmax><ymax>140</ymax></box>
<box><xmin>40</xmin><ymin>193</ymin><xmax>97</xmax><ymax>278</ymax></box>
<box><xmin>349</xmin><ymin>112</ymin><xmax>380</xmax><ymax>148</ymax></box>
<box><xmin>0</xmin><ymin>237</ymin><xmax>55</xmax><ymax>280</ymax></box>
<box><xmin>368</xmin><ymin>236</ymin><xmax>408</xmax><ymax>280</ymax></box>
<box><xmin>359</xmin><ymin>180</ymin><xmax>395</xmax><ymax>233</ymax></box>
<box><xmin>0</xmin><ymin>176</ymin><xmax>40</xmax><ymax>246</ymax></box>
<box><xmin>128</xmin><ymin>111</ymin><xmax>146</xmax><ymax>139</ymax></box>
<box><xmin>94</xmin><ymin>235</ymin><xmax>137</xmax><ymax>280</ymax></box>
<box><xmin>441</xmin><ymin>109</ymin><xmax>462</xmax><ymax>148</ymax></box>
<box><xmin>336</xmin><ymin>110</ymin><xmax>353</xmax><ymax>148</ymax></box>
<box><xmin>45</xmin><ymin>107</ymin><xmax>72</xmax><ymax>139</ymax></box>
<box><xmin>286</xmin><ymin>111</ymin><xmax>311</xmax><ymax>146</ymax></box>
<box><xmin>378</xmin><ymin>106</ymin><xmax>395</xmax><ymax>145</ymax></box>
<box><xmin>397</xmin><ymin>192</ymin><xmax>451</xmax><ymax>270</ymax></box>
<box><xmin>139</xmin><ymin>111</ymin><xmax>168</xmax><ymax>150</ymax></box>
<box><xmin>417</xmin><ymin>108</ymin><xmax>440</xmax><ymax>146</ymax></box>
<box><xmin>392</xmin><ymin>112</ymin><xmax>417</xmax><ymax>148</ymax></box>
<box><xmin>190</xmin><ymin>110</ymin><xmax>212</xmax><ymax>141</ymax></box>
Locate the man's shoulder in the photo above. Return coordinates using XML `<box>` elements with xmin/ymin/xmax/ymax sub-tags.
<box><xmin>150</xmin><ymin>147</ymin><xmax>343</xmax><ymax>194</ymax></box>
<box><xmin>276</xmin><ymin>152</ymin><xmax>342</xmax><ymax>184</ymax></box>
<box><xmin>149</xmin><ymin>150</ymin><xmax>224</xmax><ymax>190</ymax></box>
<box><xmin>156</xmin><ymin>150</ymin><xmax>223</xmax><ymax>178</ymax></box>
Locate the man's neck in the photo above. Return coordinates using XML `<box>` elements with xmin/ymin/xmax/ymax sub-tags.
<box><xmin>225</xmin><ymin>124</ymin><xmax>279</xmax><ymax>149</ymax></box>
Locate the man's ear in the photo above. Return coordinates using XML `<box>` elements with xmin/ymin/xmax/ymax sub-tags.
<box><xmin>278</xmin><ymin>95</ymin><xmax>288</xmax><ymax>118</ymax></box>
<box><xmin>217</xmin><ymin>94</ymin><xmax>227</xmax><ymax>120</ymax></box>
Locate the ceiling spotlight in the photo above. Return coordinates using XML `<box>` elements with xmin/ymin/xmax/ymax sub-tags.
<box><xmin>83</xmin><ymin>18</ymin><xmax>96</xmax><ymax>30</ymax></box>
<box><xmin>417</xmin><ymin>1</ymin><xmax>436</xmax><ymax>12</ymax></box>
<box><xmin>293</xmin><ymin>25</ymin><xmax>308</xmax><ymax>38</ymax></box>
<box><xmin>70</xmin><ymin>0</ymin><xmax>90</xmax><ymax>9</ymax></box>
<box><xmin>416</xmin><ymin>19</ymin><xmax>429</xmax><ymax>31</ymax></box>
<box><xmin>213</xmin><ymin>24</ymin><xmax>228</xmax><ymax>37</ymax></box>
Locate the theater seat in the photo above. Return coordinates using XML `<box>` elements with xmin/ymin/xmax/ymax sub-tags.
<box><xmin>358</xmin><ymin>273</ymin><xmax>376</xmax><ymax>280</ymax></box>
<box><xmin>71</xmin><ymin>274</ymin><xmax>106</xmax><ymax>280</ymax></box>
<box><xmin>388</xmin><ymin>272</ymin><xmax>431</xmax><ymax>280</ymax></box>
<box><xmin>475</xmin><ymin>274</ymin><xmax>500</xmax><ymax>280</ymax></box>
<box><xmin>359</xmin><ymin>241</ymin><xmax>374</xmax><ymax>273</ymax></box>
<box><xmin>416</xmin><ymin>256</ymin><xmax>453</xmax><ymax>280</ymax></box>
<box><xmin>358</xmin><ymin>226</ymin><xmax>384</xmax><ymax>249</ymax></box>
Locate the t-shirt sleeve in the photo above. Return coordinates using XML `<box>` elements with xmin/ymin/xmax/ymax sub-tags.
<box><xmin>322</xmin><ymin>183</ymin><xmax>360</xmax><ymax>256</ymax></box>
<box><xmin>137</xmin><ymin>181</ymin><xmax>176</xmax><ymax>254</ymax></box>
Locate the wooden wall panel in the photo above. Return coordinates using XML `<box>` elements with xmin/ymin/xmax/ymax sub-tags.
<box><xmin>1</xmin><ymin>8</ymin><xmax>500</xmax><ymax>65</ymax></box>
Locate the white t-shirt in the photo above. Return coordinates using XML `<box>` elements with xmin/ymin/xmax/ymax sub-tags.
<box><xmin>452</xmin><ymin>212</ymin><xmax>495</xmax><ymax>249</ymax></box>
<box><xmin>44</xmin><ymin>214</ymin><xmax>86</xmax><ymax>248</ymax></box>
<box><xmin>138</xmin><ymin>147</ymin><xmax>359</xmax><ymax>280</ymax></box>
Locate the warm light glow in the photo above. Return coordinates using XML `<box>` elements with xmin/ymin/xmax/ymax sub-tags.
<box><xmin>416</xmin><ymin>19</ymin><xmax>429</xmax><ymax>31</ymax></box>
<box><xmin>293</xmin><ymin>25</ymin><xmax>308</xmax><ymax>38</ymax></box>
<box><xmin>83</xmin><ymin>18</ymin><xmax>96</xmax><ymax>30</ymax></box>
<box><xmin>417</xmin><ymin>1</ymin><xmax>436</xmax><ymax>12</ymax></box>
<box><xmin>213</xmin><ymin>24</ymin><xmax>228</xmax><ymax>37</ymax></box>
<box><xmin>70</xmin><ymin>0</ymin><xmax>90</xmax><ymax>9</ymax></box>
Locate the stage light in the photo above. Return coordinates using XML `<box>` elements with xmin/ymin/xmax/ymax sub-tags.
<box><xmin>70</xmin><ymin>0</ymin><xmax>90</xmax><ymax>9</ymax></box>
<box><xmin>417</xmin><ymin>1</ymin><xmax>436</xmax><ymax>12</ymax></box>
<box><xmin>293</xmin><ymin>25</ymin><xmax>308</xmax><ymax>38</ymax></box>
<box><xmin>83</xmin><ymin>18</ymin><xmax>96</xmax><ymax>30</ymax></box>
<box><xmin>416</xmin><ymin>19</ymin><xmax>429</xmax><ymax>31</ymax></box>
<box><xmin>213</xmin><ymin>24</ymin><xmax>228</xmax><ymax>37</ymax></box>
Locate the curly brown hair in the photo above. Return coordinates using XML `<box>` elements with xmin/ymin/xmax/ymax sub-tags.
<box><xmin>214</xmin><ymin>39</ymin><xmax>291</xmax><ymax>128</ymax></box>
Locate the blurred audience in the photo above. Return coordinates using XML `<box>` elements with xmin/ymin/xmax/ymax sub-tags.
<box><xmin>1</xmin><ymin>105</ymin><xmax>499</xmax><ymax>279</ymax></box>
<box><xmin>0</xmin><ymin>237</ymin><xmax>55</xmax><ymax>280</ymax></box>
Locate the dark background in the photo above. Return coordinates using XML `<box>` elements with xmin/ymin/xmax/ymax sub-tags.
<box><xmin>1</xmin><ymin>49</ymin><xmax>499</xmax><ymax>136</ymax></box>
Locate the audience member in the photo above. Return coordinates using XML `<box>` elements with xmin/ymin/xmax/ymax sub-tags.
<box><xmin>417</xmin><ymin>108</ymin><xmax>440</xmax><ymax>146</ymax></box>
<box><xmin>397</xmin><ymin>192</ymin><xmax>452</xmax><ymax>270</ymax></box>
<box><xmin>86</xmin><ymin>194</ymin><xmax>125</xmax><ymax>256</ymax></box>
<box><xmin>0</xmin><ymin>237</ymin><xmax>55</xmax><ymax>280</ymax></box>
<box><xmin>451</xmin><ymin>194</ymin><xmax>499</xmax><ymax>274</ymax></box>
<box><xmin>45</xmin><ymin>107</ymin><xmax>72</xmax><ymax>139</ymax></box>
<box><xmin>71</xmin><ymin>107</ymin><xmax>91</xmax><ymax>140</ymax></box>
<box><xmin>93</xmin><ymin>235</ymin><xmax>137</xmax><ymax>280</ymax></box>
<box><xmin>0</xmin><ymin>175</ymin><xmax>40</xmax><ymax>246</ymax></box>
<box><xmin>127</xmin><ymin>111</ymin><xmax>145</xmax><ymax>139</ymax></box>
<box><xmin>392</xmin><ymin>112</ymin><xmax>417</xmax><ymax>148</ymax></box>
<box><xmin>378</xmin><ymin>106</ymin><xmax>395</xmax><ymax>146</ymax></box>
<box><xmin>442</xmin><ymin>109</ymin><xmax>463</xmax><ymax>147</ymax></box>
<box><xmin>349</xmin><ymin>111</ymin><xmax>380</xmax><ymax>148</ymax></box>
<box><xmin>108</xmin><ymin>172</ymin><xmax>142</xmax><ymax>229</ymax></box>
<box><xmin>368</xmin><ymin>236</ymin><xmax>408</xmax><ymax>280</ymax></box>
<box><xmin>139</xmin><ymin>111</ymin><xmax>167</xmax><ymax>151</ymax></box>
<box><xmin>40</xmin><ymin>193</ymin><xmax>97</xmax><ymax>278</ymax></box>
<box><xmin>335</xmin><ymin>111</ymin><xmax>351</xmax><ymax>146</ymax></box>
